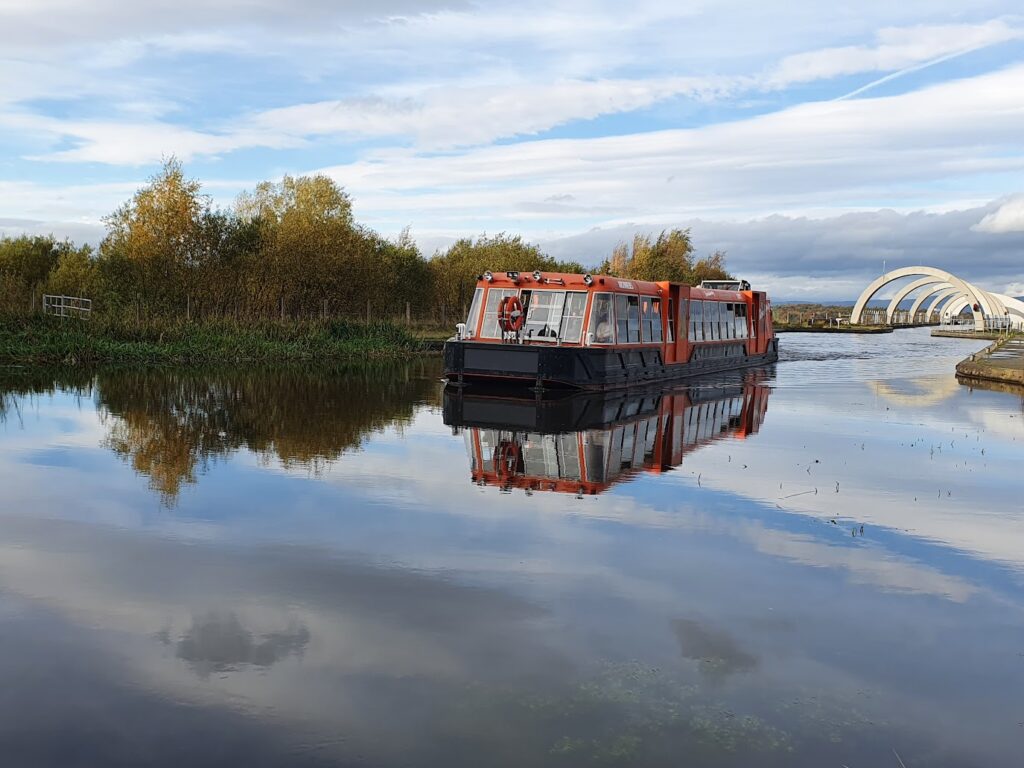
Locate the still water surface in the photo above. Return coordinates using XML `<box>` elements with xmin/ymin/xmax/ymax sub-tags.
<box><xmin>0</xmin><ymin>327</ymin><xmax>1022</xmax><ymax>766</ymax></box>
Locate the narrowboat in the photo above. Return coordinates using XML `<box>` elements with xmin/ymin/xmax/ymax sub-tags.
<box><xmin>443</xmin><ymin>368</ymin><xmax>772</xmax><ymax>495</ymax></box>
<box><xmin>443</xmin><ymin>271</ymin><xmax>778</xmax><ymax>390</ymax></box>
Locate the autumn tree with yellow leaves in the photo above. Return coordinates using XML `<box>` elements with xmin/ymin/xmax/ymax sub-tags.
<box><xmin>1</xmin><ymin>160</ymin><xmax>733</xmax><ymax>325</ymax></box>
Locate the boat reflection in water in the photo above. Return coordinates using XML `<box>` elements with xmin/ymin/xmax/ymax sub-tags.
<box><xmin>444</xmin><ymin>368</ymin><xmax>773</xmax><ymax>495</ymax></box>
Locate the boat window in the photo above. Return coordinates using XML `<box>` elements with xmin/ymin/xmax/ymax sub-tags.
<box><xmin>480</xmin><ymin>288</ymin><xmax>519</xmax><ymax>338</ymax></box>
<box><xmin>724</xmin><ymin>303</ymin><xmax>734</xmax><ymax>339</ymax></box>
<box><xmin>607</xmin><ymin>426</ymin><xmax>624</xmax><ymax>476</ymax></box>
<box><xmin>558</xmin><ymin>433</ymin><xmax>582</xmax><ymax>480</ymax></box>
<box><xmin>667</xmin><ymin>298</ymin><xmax>675</xmax><ymax>343</ymax></box>
<box><xmin>519</xmin><ymin>433</ymin><xmax>581</xmax><ymax>480</ymax></box>
<box><xmin>524</xmin><ymin>290</ymin><xmax>566</xmax><ymax>341</ymax></box>
<box><xmin>465</xmin><ymin>287</ymin><xmax>483</xmax><ymax>337</ymax></box>
<box><xmin>614</xmin><ymin>294</ymin><xmax>630</xmax><ymax>343</ymax></box>
<box><xmin>627</xmin><ymin>295</ymin><xmax>641</xmax><ymax>343</ymax></box>
<box><xmin>583</xmin><ymin>430</ymin><xmax>611</xmax><ymax>483</ymax></box>
<box><xmin>588</xmin><ymin>293</ymin><xmax>615</xmax><ymax>344</ymax></box>
<box><xmin>689</xmin><ymin>299</ymin><xmax>701</xmax><ymax>341</ymax></box>
<box><xmin>559</xmin><ymin>291</ymin><xmax>588</xmax><ymax>343</ymax></box>
<box><xmin>736</xmin><ymin>303</ymin><xmax>747</xmax><ymax>339</ymax></box>
<box><xmin>708</xmin><ymin>301</ymin><xmax>721</xmax><ymax>341</ymax></box>
<box><xmin>647</xmin><ymin>297</ymin><xmax>664</xmax><ymax>343</ymax></box>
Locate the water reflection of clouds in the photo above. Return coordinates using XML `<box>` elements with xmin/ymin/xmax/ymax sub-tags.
<box><xmin>0</xmin><ymin>515</ymin><xmax>580</xmax><ymax>763</ymax></box>
<box><xmin>0</xmin><ymin>493</ymin><xmax>1017</xmax><ymax>765</ymax></box>
<box><xmin>0</xmin><ymin>460</ymin><xmax>1021</xmax><ymax>757</ymax></box>
<box><xmin>1</xmin><ymin>357</ymin><xmax>1023</xmax><ymax>763</ymax></box>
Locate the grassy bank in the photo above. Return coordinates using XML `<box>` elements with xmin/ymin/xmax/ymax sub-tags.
<box><xmin>773</xmin><ymin>323</ymin><xmax>893</xmax><ymax>334</ymax></box>
<box><xmin>0</xmin><ymin>314</ymin><xmax>425</xmax><ymax>365</ymax></box>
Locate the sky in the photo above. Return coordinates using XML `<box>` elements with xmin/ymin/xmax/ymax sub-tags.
<box><xmin>1</xmin><ymin>0</ymin><xmax>1023</xmax><ymax>300</ymax></box>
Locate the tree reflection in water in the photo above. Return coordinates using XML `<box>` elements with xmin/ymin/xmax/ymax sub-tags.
<box><xmin>0</xmin><ymin>362</ymin><xmax>442</xmax><ymax>503</ymax></box>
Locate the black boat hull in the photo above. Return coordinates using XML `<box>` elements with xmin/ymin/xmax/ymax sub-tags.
<box><xmin>443</xmin><ymin>339</ymin><xmax>779</xmax><ymax>391</ymax></box>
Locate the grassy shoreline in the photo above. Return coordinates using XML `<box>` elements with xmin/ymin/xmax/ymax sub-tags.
<box><xmin>0</xmin><ymin>315</ymin><xmax>428</xmax><ymax>365</ymax></box>
<box><xmin>773</xmin><ymin>323</ymin><xmax>893</xmax><ymax>334</ymax></box>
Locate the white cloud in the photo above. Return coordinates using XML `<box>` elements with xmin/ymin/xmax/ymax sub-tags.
<box><xmin>0</xmin><ymin>0</ymin><xmax>463</xmax><ymax>50</ymax></box>
<box><xmin>1005</xmin><ymin>281</ymin><xmax>1024</xmax><ymax>295</ymax></box>
<box><xmin>306</xmin><ymin>64</ymin><xmax>1024</xmax><ymax>235</ymax></box>
<box><xmin>764</xmin><ymin>19</ymin><xmax>1024</xmax><ymax>88</ymax></box>
<box><xmin>6</xmin><ymin>6</ymin><xmax>1021</xmax><ymax>163</ymax></box>
<box><xmin>973</xmin><ymin>195</ymin><xmax>1024</xmax><ymax>233</ymax></box>
<box><xmin>250</xmin><ymin>75</ymin><xmax>740</xmax><ymax>150</ymax></box>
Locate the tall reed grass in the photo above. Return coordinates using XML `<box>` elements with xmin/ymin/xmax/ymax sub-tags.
<box><xmin>0</xmin><ymin>313</ymin><xmax>423</xmax><ymax>364</ymax></box>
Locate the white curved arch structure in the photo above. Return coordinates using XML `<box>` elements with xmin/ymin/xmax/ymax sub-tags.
<box><xmin>886</xmin><ymin>277</ymin><xmax>948</xmax><ymax>323</ymax></box>
<box><xmin>908</xmin><ymin>283</ymin><xmax>957</xmax><ymax>320</ymax></box>
<box><xmin>922</xmin><ymin>287</ymin><xmax>963</xmax><ymax>319</ymax></box>
<box><xmin>851</xmin><ymin>267</ymin><xmax>1024</xmax><ymax>331</ymax></box>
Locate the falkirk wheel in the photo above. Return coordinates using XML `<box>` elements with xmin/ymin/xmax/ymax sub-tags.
<box><xmin>850</xmin><ymin>267</ymin><xmax>1024</xmax><ymax>332</ymax></box>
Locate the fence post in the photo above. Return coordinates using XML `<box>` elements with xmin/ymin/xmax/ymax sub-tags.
<box><xmin>406</xmin><ymin>301</ymin><xmax>411</xmax><ymax>325</ymax></box>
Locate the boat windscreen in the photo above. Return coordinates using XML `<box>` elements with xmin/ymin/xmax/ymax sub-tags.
<box><xmin>465</xmin><ymin>287</ymin><xmax>483</xmax><ymax>336</ymax></box>
<box><xmin>523</xmin><ymin>290</ymin><xmax>566</xmax><ymax>340</ymax></box>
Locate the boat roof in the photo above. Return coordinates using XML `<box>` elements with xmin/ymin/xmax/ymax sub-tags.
<box><xmin>477</xmin><ymin>270</ymin><xmax>758</xmax><ymax>299</ymax></box>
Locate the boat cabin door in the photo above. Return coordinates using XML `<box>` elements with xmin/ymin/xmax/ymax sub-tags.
<box><xmin>751</xmin><ymin>292</ymin><xmax>769</xmax><ymax>355</ymax></box>
<box><xmin>664</xmin><ymin>284</ymin><xmax>684</xmax><ymax>364</ymax></box>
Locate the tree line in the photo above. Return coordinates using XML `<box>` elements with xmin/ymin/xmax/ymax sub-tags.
<box><xmin>0</xmin><ymin>159</ymin><xmax>730</xmax><ymax>325</ymax></box>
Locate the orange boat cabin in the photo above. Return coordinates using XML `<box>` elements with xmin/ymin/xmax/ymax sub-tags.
<box><xmin>443</xmin><ymin>270</ymin><xmax>778</xmax><ymax>390</ymax></box>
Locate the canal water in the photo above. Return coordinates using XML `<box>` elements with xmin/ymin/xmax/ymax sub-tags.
<box><xmin>0</xmin><ymin>327</ymin><xmax>1021</xmax><ymax>767</ymax></box>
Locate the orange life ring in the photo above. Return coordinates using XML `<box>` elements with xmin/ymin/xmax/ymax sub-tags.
<box><xmin>498</xmin><ymin>295</ymin><xmax>525</xmax><ymax>332</ymax></box>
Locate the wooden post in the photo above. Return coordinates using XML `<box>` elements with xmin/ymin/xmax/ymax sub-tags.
<box><xmin>406</xmin><ymin>301</ymin><xmax>411</xmax><ymax>325</ymax></box>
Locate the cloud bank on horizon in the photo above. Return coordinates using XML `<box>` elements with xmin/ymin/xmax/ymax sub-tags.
<box><xmin>1</xmin><ymin>0</ymin><xmax>1023</xmax><ymax>299</ymax></box>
